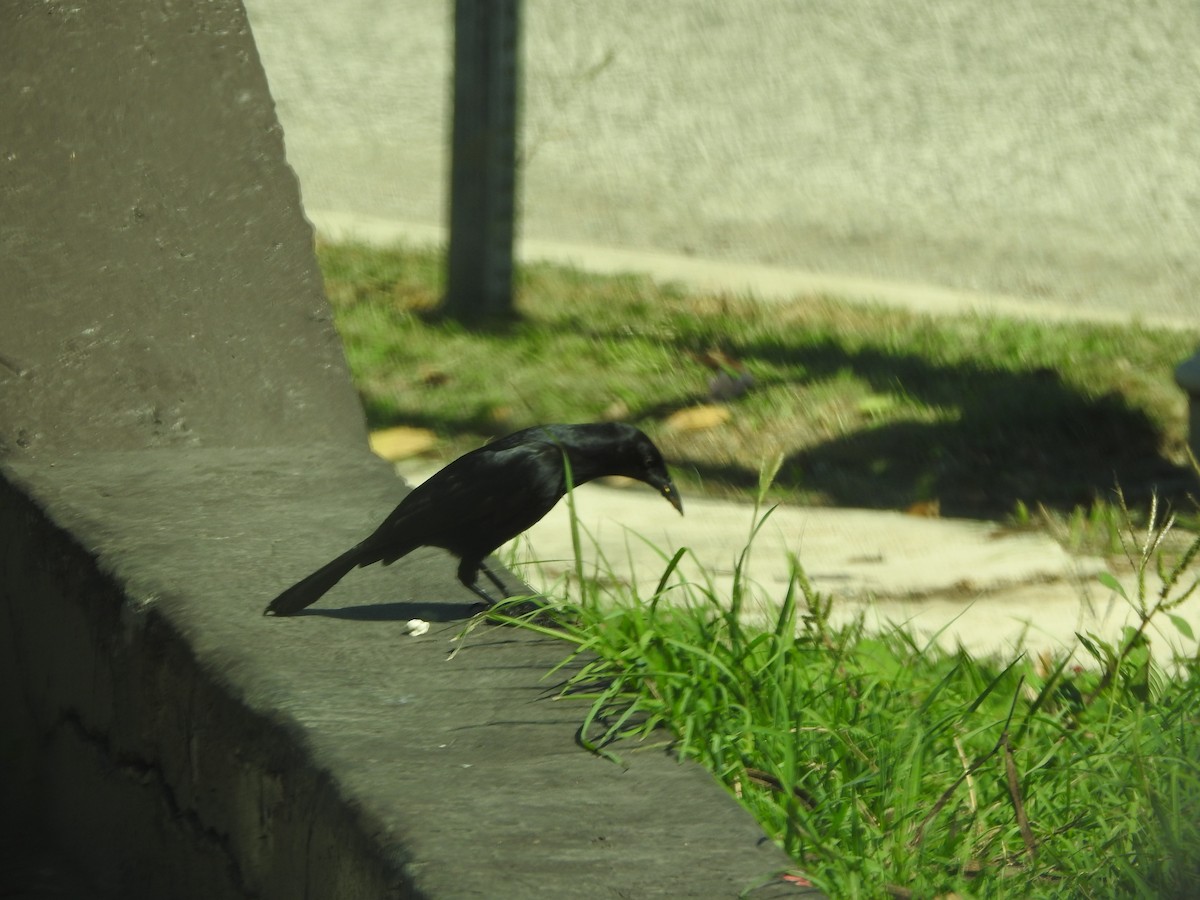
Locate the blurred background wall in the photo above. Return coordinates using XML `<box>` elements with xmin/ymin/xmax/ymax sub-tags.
<box><xmin>243</xmin><ymin>0</ymin><xmax>1199</xmax><ymax>323</ymax></box>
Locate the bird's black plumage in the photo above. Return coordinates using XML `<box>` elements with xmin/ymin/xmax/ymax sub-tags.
<box><xmin>264</xmin><ymin>422</ymin><xmax>682</xmax><ymax>616</ymax></box>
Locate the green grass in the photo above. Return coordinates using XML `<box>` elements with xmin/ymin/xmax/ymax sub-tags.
<box><xmin>473</xmin><ymin>485</ymin><xmax>1200</xmax><ymax>898</ymax></box>
<box><xmin>318</xmin><ymin>240</ymin><xmax>1198</xmax><ymax>521</ymax></box>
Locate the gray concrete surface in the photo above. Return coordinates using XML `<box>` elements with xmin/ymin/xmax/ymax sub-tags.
<box><xmin>244</xmin><ymin>0</ymin><xmax>1200</xmax><ymax>326</ymax></box>
<box><xmin>3</xmin><ymin>451</ymin><xmax>800</xmax><ymax>898</ymax></box>
<box><xmin>0</xmin><ymin>0</ymin><xmax>366</xmax><ymax>458</ymax></box>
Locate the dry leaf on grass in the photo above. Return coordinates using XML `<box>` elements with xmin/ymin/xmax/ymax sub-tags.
<box><xmin>369</xmin><ymin>426</ymin><xmax>438</xmax><ymax>461</ymax></box>
<box><xmin>663</xmin><ymin>404</ymin><xmax>732</xmax><ymax>432</ymax></box>
<box><xmin>905</xmin><ymin>499</ymin><xmax>941</xmax><ymax>518</ymax></box>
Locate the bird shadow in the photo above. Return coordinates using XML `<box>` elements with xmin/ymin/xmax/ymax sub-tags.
<box><xmin>295</xmin><ymin>600</ymin><xmax>484</xmax><ymax>622</ymax></box>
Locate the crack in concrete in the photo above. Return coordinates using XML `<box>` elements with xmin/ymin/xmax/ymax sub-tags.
<box><xmin>52</xmin><ymin>708</ymin><xmax>256</xmax><ymax>899</ymax></box>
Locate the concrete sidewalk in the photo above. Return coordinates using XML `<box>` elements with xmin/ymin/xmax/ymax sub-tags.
<box><xmin>396</xmin><ymin>461</ymin><xmax>1198</xmax><ymax>664</ymax></box>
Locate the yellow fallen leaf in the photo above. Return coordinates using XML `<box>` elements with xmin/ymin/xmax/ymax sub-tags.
<box><xmin>663</xmin><ymin>405</ymin><xmax>732</xmax><ymax>432</ymax></box>
<box><xmin>905</xmin><ymin>499</ymin><xmax>941</xmax><ymax>518</ymax></box>
<box><xmin>369</xmin><ymin>427</ymin><xmax>437</xmax><ymax>461</ymax></box>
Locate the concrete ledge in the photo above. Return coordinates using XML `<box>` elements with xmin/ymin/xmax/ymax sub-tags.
<box><xmin>2</xmin><ymin>447</ymin><xmax>798</xmax><ymax>898</ymax></box>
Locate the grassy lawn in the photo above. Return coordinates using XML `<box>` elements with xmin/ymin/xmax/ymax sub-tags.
<box><xmin>319</xmin><ymin>240</ymin><xmax>1200</xmax><ymax>896</ymax></box>
<box><xmin>319</xmin><ymin>241</ymin><xmax>1197</xmax><ymax>522</ymax></box>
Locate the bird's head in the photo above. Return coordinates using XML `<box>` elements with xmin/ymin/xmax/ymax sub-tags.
<box><xmin>648</xmin><ymin>468</ymin><xmax>684</xmax><ymax>515</ymax></box>
<box><xmin>611</xmin><ymin>425</ymin><xmax>684</xmax><ymax>515</ymax></box>
<box><xmin>549</xmin><ymin>422</ymin><xmax>684</xmax><ymax>515</ymax></box>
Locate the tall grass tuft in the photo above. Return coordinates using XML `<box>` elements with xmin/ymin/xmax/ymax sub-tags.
<box><xmin>480</xmin><ymin>486</ymin><xmax>1200</xmax><ymax>897</ymax></box>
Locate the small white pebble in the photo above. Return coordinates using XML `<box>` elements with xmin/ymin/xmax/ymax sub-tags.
<box><xmin>406</xmin><ymin>618</ymin><xmax>431</xmax><ymax>636</ymax></box>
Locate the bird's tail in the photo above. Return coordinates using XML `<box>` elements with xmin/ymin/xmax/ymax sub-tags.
<box><xmin>263</xmin><ymin>545</ymin><xmax>367</xmax><ymax>616</ymax></box>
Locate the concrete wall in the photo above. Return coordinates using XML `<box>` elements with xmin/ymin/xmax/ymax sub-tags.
<box><xmin>0</xmin><ymin>0</ymin><xmax>367</xmax><ymax>457</ymax></box>
<box><xmin>244</xmin><ymin>0</ymin><xmax>1199</xmax><ymax>325</ymax></box>
<box><xmin>0</xmin><ymin>467</ymin><xmax>399</xmax><ymax>899</ymax></box>
<box><xmin>0</xmin><ymin>0</ymin><xmax>381</xmax><ymax>893</ymax></box>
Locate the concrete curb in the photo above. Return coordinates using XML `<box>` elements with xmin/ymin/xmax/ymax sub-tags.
<box><xmin>2</xmin><ymin>449</ymin><xmax>805</xmax><ymax>898</ymax></box>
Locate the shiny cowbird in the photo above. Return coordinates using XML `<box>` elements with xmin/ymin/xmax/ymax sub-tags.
<box><xmin>264</xmin><ymin>422</ymin><xmax>682</xmax><ymax>616</ymax></box>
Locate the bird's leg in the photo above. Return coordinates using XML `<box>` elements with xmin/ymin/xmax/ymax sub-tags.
<box><xmin>478</xmin><ymin>560</ymin><xmax>550</xmax><ymax>620</ymax></box>
<box><xmin>461</xmin><ymin>557</ymin><xmax>558</xmax><ymax>624</ymax></box>
<box><xmin>479</xmin><ymin>560</ymin><xmax>510</xmax><ymax>597</ymax></box>
<box><xmin>465</xmin><ymin>579</ymin><xmax>500</xmax><ymax>606</ymax></box>
<box><xmin>458</xmin><ymin>556</ymin><xmax>503</xmax><ymax>606</ymax></box>
<box><xmin>458</xmin><ymin>556</ymin><xmax>551</xmax><ymax>623</ymax></box>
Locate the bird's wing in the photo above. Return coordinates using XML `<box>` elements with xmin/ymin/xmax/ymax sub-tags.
<box><xmin>362</xmin><ymin>438</ymin><xmax>566</xmax><ymax>564</ymax></box>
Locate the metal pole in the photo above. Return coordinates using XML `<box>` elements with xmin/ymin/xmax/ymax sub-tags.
<box><xmin>443</xmin><ymin>0</ymin><xmax>521</xmax><ymax>321</ymax></box>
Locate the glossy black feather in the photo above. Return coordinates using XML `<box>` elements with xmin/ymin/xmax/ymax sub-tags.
<box><xmin>264</xmin><ymin>423</ymin><xmax>681</xmax><ymax>616</ymax></box>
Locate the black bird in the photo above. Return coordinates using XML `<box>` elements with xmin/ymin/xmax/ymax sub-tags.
<box><xmin>264</xmin><ymin>422</ymin><xmax>682</xmax><ymax>616</ymax></box>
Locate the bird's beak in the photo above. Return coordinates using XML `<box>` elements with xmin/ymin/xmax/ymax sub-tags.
<box><xmin>660</xmin><ymin>479</ymin><xmax>683</xmax><ymax>515</ymax></box>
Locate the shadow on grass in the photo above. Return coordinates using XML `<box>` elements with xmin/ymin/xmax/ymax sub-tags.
<box><xmin>356</xmin><ymin>323</ymin><xmax>1194</xmax><ymax>521</ymax></box>
<box><xmin>665</xmin><ymin>335</ymin><xmax>1193</xmax><ymax>518</ymax></box>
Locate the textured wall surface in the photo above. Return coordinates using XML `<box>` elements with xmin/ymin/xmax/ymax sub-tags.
<box><xmin>245</xmin><ymin>0</ymin><xmax>1199</xmax><ymax>322</ymax></box>
<box><xmin>0</xmin><ymin>0</ymin><xmax>367</xmax><ymax>459</ymax></box>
